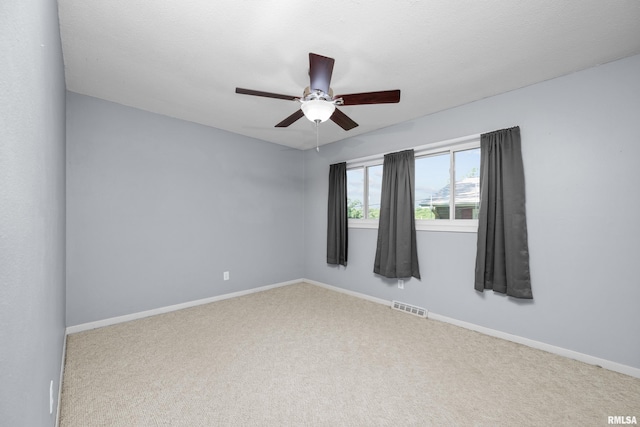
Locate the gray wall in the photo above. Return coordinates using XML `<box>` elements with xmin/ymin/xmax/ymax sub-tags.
<box><xmin>0</xmin><ymin>1</ymin><xmax>67</xmax><ymax>426</ymax></box>
<box><xmin>66</xmin><ymin>93</ymin><xmax>305</xmax><ymax>326</ymax></box>
<box><xmin>304</xmin><ymin>54</ymin><xmax>640</xmax><ymax>370</ymax></box>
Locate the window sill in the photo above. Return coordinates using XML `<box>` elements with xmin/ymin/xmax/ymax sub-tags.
<box><xmin>348</xmin><ymin>219</ymin><xmax>379</xmax><ymax>229</ymax></box>
<box><xmin>348</xmin><ymin>219</ymin><xmax>478</xmax><ymax>233</ymax></box>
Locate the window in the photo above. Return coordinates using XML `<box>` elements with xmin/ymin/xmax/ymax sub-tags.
<box><xmin>415</xmin><ymin>146</ymin><xmax>480</xmax><ymax>221</ymax></box>
<box><xmin>346</xmin><ymin>135</ymin><xmax>480</xmax><ymax>232</ymax></box>
<box><xmin>347</xmin><ymin>164</ymin><xmax>383</xmax><ymax>220</ymax></box>
<box><xmin>453</xmin><ymin>148</ymin><xmax>481</xmax><ymax>219</ymax></box>
<box><xmin>346</xmin><ymin>168</ymin><xmax>364</xmax><ymax>218</ymax></box>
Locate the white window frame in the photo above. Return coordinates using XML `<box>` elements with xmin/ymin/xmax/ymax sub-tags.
<box><xmin>346</xmin><ymin>134</ymin><xmax>481</xmax><ymax>233</ymax></box>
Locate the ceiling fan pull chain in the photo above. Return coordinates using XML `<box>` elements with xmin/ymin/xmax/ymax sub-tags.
<box><xmin>315</xmin><ymin>120</ymin><xmax>320</xmax><ymax>152</ymax></box>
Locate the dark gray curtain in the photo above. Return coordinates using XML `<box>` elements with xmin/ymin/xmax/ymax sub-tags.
<box><xmin>475</xmin><ymin>126</ymin><xmax>532</xmax><ymax>298</ymax></box>
<box><xmin>327</xmin><ymin>162</ymin><xmax>348</xmax><ymax>266</ymax></box>
<box><xmin>374</xmin><ymin>150</ymin><xmax>420</xmax><ymax>279</ymax></box>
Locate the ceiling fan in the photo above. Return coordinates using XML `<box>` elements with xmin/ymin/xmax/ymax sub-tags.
<box><xmin>235</xmin><ymin>53</ymin><xmax>401</xmax><ymax>131</ymax></box>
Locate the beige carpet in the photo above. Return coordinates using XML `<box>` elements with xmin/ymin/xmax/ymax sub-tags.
<box><xmin>60</xmin><ymin>282</ymin><xmax>640</xmax><ymax>426</ymax></box>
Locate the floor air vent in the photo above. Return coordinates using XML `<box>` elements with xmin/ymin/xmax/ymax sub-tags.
<box><xmin>391</xmin><ymin>301</ymin><xmax>427</xmax><ymax>318</ymax></box>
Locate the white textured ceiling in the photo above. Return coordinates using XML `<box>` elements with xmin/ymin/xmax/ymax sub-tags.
<box><xmin>58</xmin><ymin>0</ymin><xmax>640</xmax><ymax>150</ymax></box>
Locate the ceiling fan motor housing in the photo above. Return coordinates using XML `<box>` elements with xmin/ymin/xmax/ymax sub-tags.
<box><xmin>302</xmin><ymin>87</ymin><xmax>341</xmax><ymax>104</ymax></box>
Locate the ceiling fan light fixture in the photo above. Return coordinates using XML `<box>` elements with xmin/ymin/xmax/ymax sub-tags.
<box><xmin>301</xmin><ymin>99</ymin><xmax>335</xmax><ymax>123</ymax></box>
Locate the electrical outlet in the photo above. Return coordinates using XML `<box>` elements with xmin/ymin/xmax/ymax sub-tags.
<box><xmin>49</xmin><ymin>380</ymin><xmax>53</xmax><ymax>414</ymax></box>
<box><xmin>223</xmin><ymin>271</ymin><xmax>229</xmax><ymax>281</ymax></box>
<box><xmin>398</xmin><ymin>279</ymin><xmax>404</xmax><ymax>289</ymax></box>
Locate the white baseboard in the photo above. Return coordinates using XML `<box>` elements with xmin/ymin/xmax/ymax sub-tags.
<box><xmin>426</xmin><ymin>312</ymin><xmax>640</xmax><ymax>379</ymax></box>
<box><xmin>64</xmin><ymin>277</ymin><xmax>640</xmax><ymax>379</ymax></box>
<box><xmin>303</xmin><ymin>278</ymin><xmax>390</xmax><ymax>306</ymax></box>
<box><xmin>65</xmin><ymin>279</ymin><xmax>300</xmax><ymax>334</ymax></box>
<box><xmin>303</xmin><ymin>279</ymin><xmax>640</xmax><ymax>379</ymax></box>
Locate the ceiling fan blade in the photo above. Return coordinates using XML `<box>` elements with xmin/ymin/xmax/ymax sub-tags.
<box><xmin>236</xmin><ymin>87</ymin><xmax>298</xmax><ymax>101</ymax></box>
<box><xmin>275</xmin><ymin>109</ymin><xmax>305</xmax><ymax>127</ymax></box>
<box><xmin>337</xmin><ymin>89</ymin><xmax>401</xmax><ymax>105</ymax></box>
<box><xmin>309</xmin><ymin>53</ymin><xmax>335</xmax><ymax>94</ymax></box>
<box><xmin>330</xmin><ymin>108</ymin><xmax>358</xmax><ymax>131</ymax></box>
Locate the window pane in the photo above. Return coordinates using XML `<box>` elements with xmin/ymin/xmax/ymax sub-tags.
<box><xmin>347</xmin><ymin>168</ymin><xmax>364</xmax><ymax>219</ymax></box>
<box><xmin>367</xmin><ymin>165</ymin><xmax>383</xmax><ymax>219</ymax></box>
<box><xmin>454</xmin><ymin>148</ymin><xmax>481</xmax><ymax>219</ymax></box>
<box><xmin>415</xmin><ymin>153</ymin><xmax>451</xmax><ymax>219</ymax></box>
